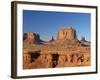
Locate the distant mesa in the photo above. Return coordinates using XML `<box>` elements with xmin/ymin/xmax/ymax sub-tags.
<box><xmin>23</xmin><ymin>32</ymin><xmax>43</xmax><ymax>44</ymax></box>
<box><xmin>81</xmin><ymin>37</ymin><xmax>86</xmax><ymax>41</ymax></box>
<box><xmin>80</xmin><ymin>37</ymin><xmax>90</xmax><ymax>46</ymax></box>
<box><xmin>49</xmin><ymin>36</ymin><xmax>55</xmax><ymax>42</ymax></box>
<box><xmin>23</xmin><ymin>27</ymin><xmax>91</xmax><ymax>69</ymax></box>
<box><xmin>23</xmin><ymin>27</ymin><xmax>90</xmax><ymax>46</ymax></box>
<box><xmin>57</xmin><ymin>27</ymin><xmax>77</xmax><ymax>40</ymax></box>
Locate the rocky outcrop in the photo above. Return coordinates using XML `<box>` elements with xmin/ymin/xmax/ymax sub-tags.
<box><xmin>24</xmin><ymin>32</ymin><xmax>41</xmax><ymax>44</ymax></box>
<box><xmin>23</xmin><ymin>27</ymin><xmax>90</xmax><ymax>69</ymax></box>
<box><xmin>53</xmin><ymin>27</ymin><xmax>80</xmax><ymax>46</ymax></box>
<box><xmin>57</xmin><ymin>27</ymin><xmax>77</xmax><ymax>40</ymax></box>
<box><xmin>80</xmin><ymin>37</ymin><xmax>90</xmax><ymax>46</ymax></box>
<box><xmin>23</xmin><ymin>49</ymin><xmax>90</xmax><ymax>69</ymax></box>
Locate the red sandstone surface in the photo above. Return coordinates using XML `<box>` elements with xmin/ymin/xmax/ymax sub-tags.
<box><xmin>23</xmin><ymin>27</ymin><xmax>90</xmax><ymax>69</ymax></box>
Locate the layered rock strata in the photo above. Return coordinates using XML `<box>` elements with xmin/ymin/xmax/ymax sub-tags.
<box><xmin>23</xmin><ymin>27</ymin><xmax>90</xmax><ymax>69</ymax></box>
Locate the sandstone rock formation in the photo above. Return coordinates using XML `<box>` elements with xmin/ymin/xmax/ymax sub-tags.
<box><xmin>80</xmin><ymin>37</ymin><xmax>90</xmax><ymax>46</ymax></box>
<box><xmin>24</xmin><ymin>32</ymin><xmax>42</xmax><ymax>44</ymax></box>
<box><xmin>23</xmin><ymin>27</ymin><xmax>90</xmax><ymax>69</ymax></box>
<box><xmin>57</xmin><ymin>27</ymin><xmax>77</xmax><ymax>40</ymax></box>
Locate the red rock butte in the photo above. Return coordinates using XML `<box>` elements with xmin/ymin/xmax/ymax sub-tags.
<box><xmin>23</xmin><ymin>27</ymin><xmax>90</xmax><ymax>69</ymax></box>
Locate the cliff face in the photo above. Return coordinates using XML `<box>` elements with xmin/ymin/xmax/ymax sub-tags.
<box><xmin>23</xmin><ymin>27</ymin><xmax>89</xmax><ymax>46</ymax></box>
<box><xmin>24</xmin><ymin>32</ymin><xmax>41</xmax><ymax>44</ymax></box>
<box><xmin>54</xmin><ymin>27</ymin><xmax>79</xmax><ymax>46</ymax></box>
<box><xmin>23</xmin><ymin>27</ymin><xmax>90</xmax><ymax>69</ymax></box>
<box><xmin>57</xmin><ymin>27</ymin><xmax>77</xmax><ymax>40</ymax></box>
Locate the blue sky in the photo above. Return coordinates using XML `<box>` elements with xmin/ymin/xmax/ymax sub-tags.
<box><xmin>23</xmin><ymin>10</ymin><xmax>91</xmax><ymax>41</ymax></box>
